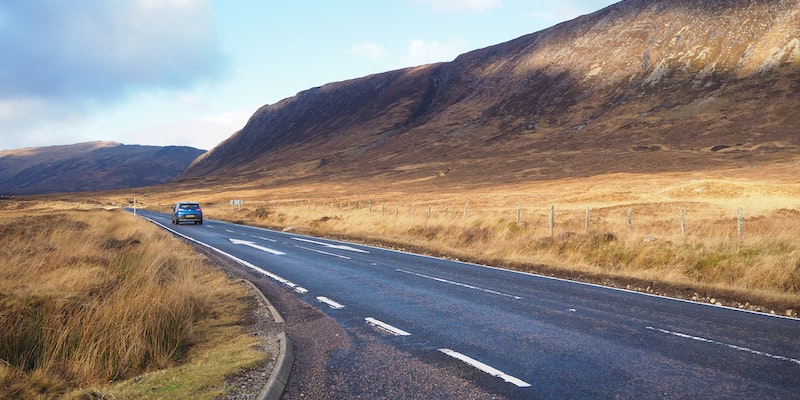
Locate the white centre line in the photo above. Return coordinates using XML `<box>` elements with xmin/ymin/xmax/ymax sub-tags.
<box><xmin>255</xmin><ymin>236</ymin><xmax>277</xmax><ymax>242</ymax></box>
<box><xmin>293</xmin><ymin>237</ymin><xmax>369</xmax><ymax>253</ymax></box>
<box><xmin>317</xmin><ymin>296</ymin><xmax>345</xmax><ymax>309</ymax></box>
<box><xmin>439</xmin><ymin>348</ymin><xmax>531</xmax><ymax>388</ymax></box>
<box><xmin>397</xmin><ymin>268</ymin><xmax>522</xmax><ymax>300</ymax></box>
<box><xmin>229</xmin><ymin>238</ymin><xmax>286</xmax><ymax>255</ymax></box>
<box><xmin>365</xmin><ymin>317</ymin><xmax>412</xmax><ymax>336</ymax></box>
<box><xmin>295</xmin><ymin>245</ymin><xmax>351</xmax><ymax>260</ymax></box>
<box><xmin>646</xmin><ymin>327</ymin><xmax>800</xmax><ymax>365</ymax></box>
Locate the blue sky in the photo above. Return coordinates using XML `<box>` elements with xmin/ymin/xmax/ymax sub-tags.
<box><xmin>0</xmin><ymin>0</ymin><xmax>617</xmax><ymax>151</ymax></box>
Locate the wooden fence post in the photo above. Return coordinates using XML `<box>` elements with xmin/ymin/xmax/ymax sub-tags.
<box><xmin>680</xmin><ymin>208</ymin><xmax>686</xmax><ymax>237</ymax></box>
<box><xmin>516</xmin><ymin>202</ymin><xmax>521</xmax><ymax>225</ymax></box>
<box><xmin>585</xmin><ymin>207</ymin><xmax>590</xmax><ymax>233</ymax></box>
<box><xmin>463</xmin><ymin>201</ymin><xmax>468</xmax><ymax>221</ymax></box>
<box><xmin>627</xmin><ymin>208</ymin><xmax>633</xmax><ymax>231</ymax></box>
<box><xmin>738</xmin><ymin>207</ymin><xmax>744</xmax><ymax>242</ymax></box>
<box><xmin>549</xmin><ymin>205</ymin><xmax>555</xmax><ymax>237</ymax></box>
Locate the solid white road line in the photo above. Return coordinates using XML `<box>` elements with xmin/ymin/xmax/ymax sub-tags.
<box><xmin>365</xmin><ymin>317</ymin><xmax>412</xmax><ymax>336</ymax></box>
<box><xmin>439</xmin><ymin>348</ymin><xmax>531</xmax><ymax>388</ymax></box>
<box><xmin>647</xmin><ymin>327</ymin><xmax>800</xmax><ymax>365</ymax></box>
<box><xmin>317</xmin><ymin>296</ymin><xmax>345</xmax><ymax>309</ymax></box>
<box><xmin>397</xmin><ymin>268</ymin><xmax>522</xmax><ymax>300</ymax></box>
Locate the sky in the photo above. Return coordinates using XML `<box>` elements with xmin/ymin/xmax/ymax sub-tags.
<box><xmin>0</xmin><ymin>0</ymin><xmax>618</xmax><ymax>152</ymax></box>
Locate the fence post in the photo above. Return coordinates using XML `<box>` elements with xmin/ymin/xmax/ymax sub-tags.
<box><xmin>549</xmin><ymin>205</ymin><xmax>555</xmax><ymax>237</ymax></box>
<box><xmin>445</xmin><ymin>203</ymin><xmax>449</xmax><ymax>218</ymax></box>
<box><xmin>680</xmin><ymin>208</ymin><xmax>686</xmax><ymax>237</ymax></box>
<box><xmin>516</xmin><ymin>202</ymin><xmax>521</xmax><ymax>225</ymax></box>
<box><xmin>395</xmin><ymin>202</ymin><xmax>399</xmax><ymax>218</ymax></box>
<box><xmin>463</xmin><ymin>201</ymin><xmax>468</xmax><ymax>221</ymax></box>
<box><xmin>738</xmin><ymin>207</ymin><xmax>743</xmax><ymax>240</ymax></box>
<box><xmin>585</xmin><ymin>207</ymin><xmax>590</xmax><ymax>233</ymax></box>
<box><xmin>627</xmin><ymin>208</ymin><xmax>633</xmax><ymax>231</ymax></box>
<box><xmin>428</xmin><ymin>204</ymin><xmax>431</xmax><ymax>218</ymax></box>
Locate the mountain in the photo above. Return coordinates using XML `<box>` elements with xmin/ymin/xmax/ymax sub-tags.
<box><xmin>178</xmin><ymin>0</ymin><xmax>800</xmax><ymax>187</ymax></box>
<box><xmin>0</xmin><ymin>141</ymin><xmax>204</xmax><ymax>195</ymax></box>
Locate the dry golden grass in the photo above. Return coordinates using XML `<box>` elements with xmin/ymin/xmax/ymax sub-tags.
<box><xmin>0</xmin><ymin>201</ymin><xmax>266</xmax><ymax>399</ymax></box>
<box><xmin>101</xmin><ymin>164</ymin><xmax>800</xmax><ymax>315</ymax></box>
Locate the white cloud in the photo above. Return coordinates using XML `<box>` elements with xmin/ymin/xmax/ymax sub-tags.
<box><xmin>348</xmin><ymin>41</ymin><xmax>390</xmax><ymax>61</ymax></box>
<box><xmin>0</xmin><ymin>98</ymin><xmax>90</xmax><ymax>150</ymax></box>
<box><xmin>406</xmin><ymin>38</ymin><xmax>468</xmax><ymax>66</ymax></box>
<box><xmin>120</xmin><ymin>107</ymin><xmax>257</xmax><ymax>150</ymax></box>
<box><xmin>414</xmin><ymin>0</ymin><xmax>501</xmax><ymax>12</ymax></box>
<box><xmin>0</xmin><ymin>0</ymin><xmax>229</xmax><ymax>145</ymax></box>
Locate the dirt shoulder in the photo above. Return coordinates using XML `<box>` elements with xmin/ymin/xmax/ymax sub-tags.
<box><xmin>195</xmin><ymin>245</ymin><xmax>349</xmax><ymax>399</ymax></box>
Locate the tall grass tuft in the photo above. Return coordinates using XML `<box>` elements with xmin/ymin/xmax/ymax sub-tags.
<box><xmin>0</xmin><ymin>205</ymin><xmax>259</xmax><ymax>398</ymax></box>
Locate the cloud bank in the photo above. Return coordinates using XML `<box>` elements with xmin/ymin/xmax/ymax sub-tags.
<box><xmin>0</xmin><ymin>0</ymin><xmax>229</xmax><ymax>138</ymax></box>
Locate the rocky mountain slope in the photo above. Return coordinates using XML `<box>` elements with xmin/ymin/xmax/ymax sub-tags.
<box><xmin>0</xmin><ymin>141</ymin><xmax>204</xmax><ymax>195</ymax></box>
<box><xmin>178</xmin><ymin>0</ymin><xmax>800</xmax><ymax>187</ymax></box>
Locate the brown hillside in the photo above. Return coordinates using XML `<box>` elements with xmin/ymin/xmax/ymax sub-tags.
<box><xmin>0</xmin><ymin>141</ymin><xmax>204</xmax><ymax>195</ymax></box>
<box><xmin>178</xmin><ymin>0</ymin><xmax>800</xmax><ymax>187</ymax></box>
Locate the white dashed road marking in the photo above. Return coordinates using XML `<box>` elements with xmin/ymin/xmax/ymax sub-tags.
<box><xmin>647</xmin><ymin>327</ymin><xmax>800</xmax><ymax>365</ymax></box>
<box><xmin>293</xmin><ymin>237</ymin><xmax>370</xmax><ymax>253</ymax></box>
<box><xmin>229</xmin><ymin>238</ymin><xmax>286</xmax><ymax>255</ymax></box>
<box><xmin>397</xmin><ymin>268</ymin><xmax>522</xmax><ymax>300</ymax></box>
<box><xmin>317</xmin><ymin>296</ymin><xmax>345</xmax><ymax>309</ymax></box>
<box><xmin>295</xmin><ymin>245</ymin><xmax>351</xmax><ymax>259</ymax></box>
<box><xmin>439</xmin><ymin>348</ymin><xmax>531</xmax><ymax>388</ymax></box>
<box><xmin>365</xmin><ymin>317</ymin><xmax>412</xmax><ymax>336</ymax></box>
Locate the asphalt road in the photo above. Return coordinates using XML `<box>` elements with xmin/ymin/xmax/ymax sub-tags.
<box><xmin>133</xmin><ymin>209</ymin><xmax>800</xmax><ymax>399</ymax></box>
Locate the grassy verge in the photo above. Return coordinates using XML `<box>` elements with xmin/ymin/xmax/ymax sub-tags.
<box><xmin>0</xmin><ymin>201</ymin><xmax>267</xmax><ymax>399</ymax></box>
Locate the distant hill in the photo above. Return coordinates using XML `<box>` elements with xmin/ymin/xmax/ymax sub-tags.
<box><xmin>178</xmin><ymin>0</ymin><xmax>800</xmax><ymax>187</ymax></box>
<box><xmin>0</xmin><ymin>141</ymin><xmax>204</xmax><ymax>195</ymax></box>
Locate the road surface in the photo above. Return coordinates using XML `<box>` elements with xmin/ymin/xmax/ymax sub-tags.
<box><xmin>133</xmin><ymin>209</ymin><xmax>800</xmax><ymax>399</ymax></box>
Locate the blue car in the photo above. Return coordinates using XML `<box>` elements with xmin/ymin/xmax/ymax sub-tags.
<box><xmin>172</xmin><ymin>202</ymin><xmax>203</xmax><ymax>225</ymax></box>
